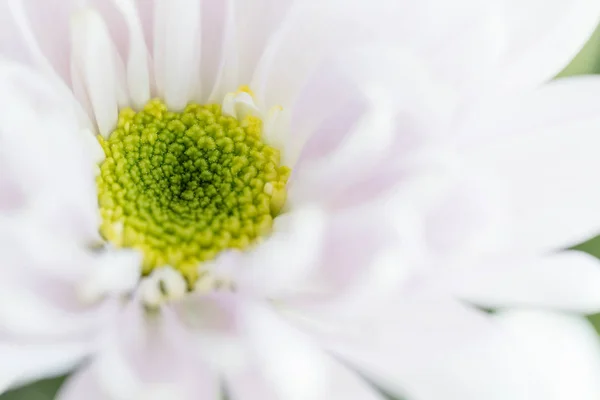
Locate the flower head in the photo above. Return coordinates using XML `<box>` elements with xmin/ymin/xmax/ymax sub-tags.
<box><xmin>3</xmin><ymin>1</ymin><xmax>600</xmax><ymax>400</ymax></box>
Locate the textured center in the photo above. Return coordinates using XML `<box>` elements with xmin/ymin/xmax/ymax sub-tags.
<box><xmin>96</xmin><ymin>99</ymin><xmax>290</xmax><ymax>284</ymax></box>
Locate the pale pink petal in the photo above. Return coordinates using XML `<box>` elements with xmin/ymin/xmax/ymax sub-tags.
<box><xmin>461</xmin><ymin>76</ymin><xmax>600</xmax><ymax>252</ymax></box>
<box><xmin>6</xmin><ymin>0</ymin><xmax>73</xmax><ymax>84</ymax></box>
<box><xmin>280</xmin><ymin>201</ymin><xmax>423</xmax><ymax>314</ymax></box>
<box><xmin>239</xmin><ymin>302</ymin><xmax>331</xmax><ymax>400</ymax></box>
<box><xmin>495</xmin><ymin>0</ymin><xmax>600</xmax><ymax>93</ymax></box>
<box><xmin>448</xmin><ymin>251</ymin><xmax>600</xmax><ymax>313</ymax></box>
<box><xmin>424</xmin><ymin>174</ymin><xmax>512</xmax><ymax>259</ymax></box>
<box><xmin>0</xmin><ymin>61</ymin><xmax>98</xmax><ymax>240</ymax></box>
<box><xmin>88</xmin><ymin>302</ymin><xmax>220</xmax><ymax>400</ymax></box>
<box><xmin>288</xmin><ymin>46</ymin><xmax>456</xmax><ymax>206</ymax></box>
<box><xmin>496</xmin><ymin>310</ymin><xmax>600</xmax><ymax>400</ymax></box>
<box><xmin>56</xmin><ymin>367</ymin><xmax>110</xmax><ymax>400</ymax></box>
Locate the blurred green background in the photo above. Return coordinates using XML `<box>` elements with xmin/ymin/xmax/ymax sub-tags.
<box><xmin>3</xmin><ymin>24</ymin><xmax>600</xmax><ymax>400</ymax></box>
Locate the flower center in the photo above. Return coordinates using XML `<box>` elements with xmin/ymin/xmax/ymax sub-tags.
<box><xmin>96</xmin><ymin>98</ymin><xmax>290</xmax><ymax>285</ymax></box>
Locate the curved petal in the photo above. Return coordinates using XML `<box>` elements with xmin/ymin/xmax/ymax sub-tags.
<box><xmin>461</xmin><ymin>76</ymin><xmax>600</xmax><ymax>252</ymax></box>
<box><xmin>496</xmin><ymin>310</ymin><xmax>600</xmax><ymax>400</ymax></box>
<box><xmin>227</xmin><ymin>352</ymin><xmax>385</xmax><ymax>400</ymax></box>
<box><xmin>289</xmin><ymin>46</ymin><xmax>457</xmax><ymax>206</ymax></box>
<box><xmin>238</xmin><ymin>302</ymin><xmax>331</xmax><ymax>400</ymax></box>
<box><xmin>495</xmin><ymin>0</ymin><xmax>600</xmax><ymax>93</ymax></box>
<box><xmin>447</xmin><ymin>251</ymin><xmax>600</xmax><ymax>313</ymax></box>
<box><xmin>56</xmin><ymin>367</ymin><xmax>110</xmax><ymax>400</ymax></box>
<box><xmin>306</xmin><ymin>296</ymin><xmax>539</xmax><ymax>400</ymax></box>
<box><xmin>0</xmin><ymin>342</ymin><xmax>89</xmax><ymax>395</ymax></box>
<box><xmin>83</xmin><ymin>302</ymin><xmax>220</xmax><ymax>400</ymax></box>
<box><xmin>0</xmin><ymin>61</ymin><xmax>98</xmax><ymax>240</ymax></box>
<box><xmin>211</xmin><ymin>207</ymin><xmax>326</xmax><ymax>298</ymax></box>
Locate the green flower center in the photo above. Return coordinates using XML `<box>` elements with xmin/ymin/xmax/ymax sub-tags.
<box><xmin>96</xmin><ymin>98</ymin><xmax>290</xmax><ymax>284</ymax></box>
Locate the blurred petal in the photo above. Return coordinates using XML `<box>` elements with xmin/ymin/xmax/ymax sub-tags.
<box><xmin>56</xmin><ymin>367</ymin><xmax>109</xmax><ymax>400</ymax></box>
<box><xmin>220</xmin><ymin>207</ymin><xmax>326</xmax><ymax>297</ymax></box>
<box><xmin>448</xmin><ymin>251</ymin><xmax>600</xmax><ymax>313</ymax></box>
<box><xmin>496</xmin><ymin>310</ymin><xmax>600</xmax><ymax>400</ymax></box>
<box><xmin>462</xmin><ymin>76</ymin><xmax>600</xmax><ymax>251</ymax></box>
<box><xmin>239</xmin><ymin>302</ymin><xmax>330</xmax><ymax>400</ymax></box>
<box><xmin>495</xmin><ymin>0</ymin><xmax>600</xmax><ymax>93</ymax></box>
<box><xmin>0</xmin><ymin>61</ymin><xmax>98</xmax><ymax>240</ymax></box>
<box><xmin>0</xmin><ymin>342</ymin><xmax>89</xmax><ymax>394</ymax></box>
<box><xmin>227</xmin><ymin>353</ymin><xmax>384</xmax><ymax>400</ymax></box>
<box><xmin>305</xmin><ymin>296</ymin><xmax>518</xmax><ymax>400</ymax></box>
<box><xmin>78</xmin><ymin>249</ymin><xmax>142</xmax><ymax>303</ymax></box>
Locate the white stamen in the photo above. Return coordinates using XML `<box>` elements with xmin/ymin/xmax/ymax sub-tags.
<box><xmin>154</xmin><ymin>267</ymin><xmax>187</xmax><ymax>301</ymax></box>
<box><xmin>139</xmin><ymin>278</ymin><xmax>163</xmax><ymax>308</ymax></box>
<box><xmin>112</xmin><ymin>0</ymin><xmax>151</xmax><ymax>109</ymax></box>
<box><xmin>140</xmin><ymin>267</ymin><xmax>188</xmax><ymax>307</ymax></box>
<box><xmin>264</xmin><ymin>105</ymin><xmax>289</xmax><ymax>153</ymax></box>
<box><xmin>221</xmin><ymin>91</ymin><xmax>260</xmax><ymax>119</ymax></box>
<box><xmin>71</xmin><ymin>9</ymin><xmax>123</xmax><ymax>137</ymax></box>
<box><xmin>194</xmin><ymin>272</ymin><xmax>218</xmax><ymax>294</ymax></box>
<box><xmin>264</xmin><ymin>182</ymin><xmax>274</xmax><ymax>196</ymax></box>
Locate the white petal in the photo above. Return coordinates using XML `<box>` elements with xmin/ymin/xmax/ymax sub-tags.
<box><xmin>0</xmin><ymin>342</ymin><xmax>90</xmax><ymax>394</ymax></box>
<box><xmin>112</xmin><ymin>0</ymin><xmax>151</xmax><ymax>109</ymax></box>
<box><xmin>495</xmin><ymin>0</ymin><xmax>600</xmax><ymax>93</ymax></box>
<box><xmin>227</xmin><ymin>354</ymin><xmax>384</xmax><ymax>400</ymax></box>
<box><xmin>288</xmin><ymin>46</ymin><xmax>456</xmax><ymax>203</ymax></box>
<box><xmin>287</xmin><ymin>202</ymin><xmax>424</xmax><ymax>314</ymax></box>
<box><xmin>93</xmin><ymin>302</ymin><xmax>221</xmax><ymax>400</ymax></box>
<box><xmin>229</xmin><ymin>0</ymin><xmax>294</xmax><ymax>88</ymax></box>
<box><xmin>496</xmin><ymin>310</ymin><xmax>600</xmax><ymax>400</ymax></box>
<box><xmin>461</xmin><ymin>76</ymin><xmax>600</xmax><ymax>251</ymax></box>
<box><xmin>227</xmin><ymin>206</ymin><xmax>326</xmax><ymax>297</ymax></box>
<box><xmin>250</xmin><ymin>1</ymin><xmax>349</xmax><ymax>109</ymax></box>
<box><xmin>71</xmin><ymin>8</ymin><xmax>124</xmax><ymax>136</ymax></box>
<box><xmin>240</xmin><ymin>302</ymin><xmax>330</xmax><ymax>400</ymax></box>
<box><xmin>448</xmin><ymin>251</ymin><xmax>600</xmax><ymax>313</ymax></box>
<box><xmin>154</xmin><ymin>0</ymin><xmax>201</xmax><ymax>110</ymax></box>
<box><xmin>0</xmin><ymin>280</ymin><xmax>109</xmax><ymax>337</ymax></box>
<box><xmin>207</xmin><ymin>0</ymin><xmax>238</xmax><ymax>103</ymax></box>
<box><xmin>5</xmin><ymin>0</ymin><xmax>92</xmax><ymax>128</ymax></box>
<box><xmin>312</xmin><ymin>297</ymin><xmax>536</xmax><ymax>400</ymax></box>
<box><xmin>78</xmin><ymin>249</ymin><xmax>142</xmax><ymax>303</ymax></box>
<box><xmin>0</xmin><ymin>61</ymin><xmax>99</xmax><ymax>239</ymax></box>
<box><xmin>313</xmin><ymin>0</ymin><xmax>505</xmax><ymax>97</ymax></box>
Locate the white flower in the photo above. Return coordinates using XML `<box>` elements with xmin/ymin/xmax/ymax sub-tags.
<box><xmin>2</xmin><ymin>1</ymin><xmax>600</xmax><ymax>400</ymax></box>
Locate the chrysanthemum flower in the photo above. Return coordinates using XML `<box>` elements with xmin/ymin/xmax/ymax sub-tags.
<box><xmin>3</xmin><ymin>1</ymin><xmax>600</xmax><ymax>400</ymax></box>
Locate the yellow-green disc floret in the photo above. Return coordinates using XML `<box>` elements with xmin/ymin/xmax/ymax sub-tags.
<box><xmin>96</xmin><ymin>99</ymin><xmax>290</xmax><ymax>284</ymax></box>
